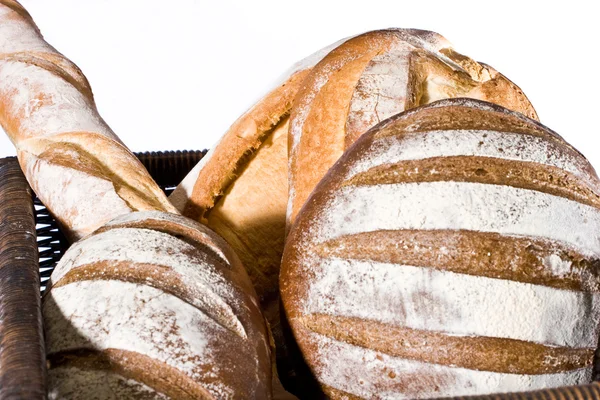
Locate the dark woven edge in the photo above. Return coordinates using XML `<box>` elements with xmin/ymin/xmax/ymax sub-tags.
<box><xmin>436</xmin><ymin>382</ymin><xmax>600</xmax><ymax>400</ymax></box>
<box><xmin>0</xmin><ymin>158</ymin><xmax>46</xmax><ymax>399</ymax></box>
<box><xmin>136</xmin><ymin>150</ymin><xmax>207</xmax><ymax>189</ymax></box>
<box><xmin>0</xmin><ymin>150</ymin><xmax>206</xmax><ymax>398</ymax></box>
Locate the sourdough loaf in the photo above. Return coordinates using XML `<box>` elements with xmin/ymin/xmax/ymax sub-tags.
<box><xmin>171</xmin><ymin>29</ymin><xmax>538</xmax><ymax>358</ymax></box>
<box><xmin>281</xmin><ymin>98</ymin><xmax>600</xmax><ymax>398</ymax></box>
<box><xmin>0</xmin><ymin>0</ymin><xmax>176</xmax><ymax>242</ymax></box>
<box><xmin>287</xmin><ymin>29</ymin><xmax>538</xmax><ymax>225</ymax></box>
<box><xmin>45</xmin><ymin>211</ymin><xmax>272</xmax><ymax>399</ymax></box>
<box><xmin>170</xmin><ymin>38</ymin><xmax>345</xmax><ymax>307</ymax></box>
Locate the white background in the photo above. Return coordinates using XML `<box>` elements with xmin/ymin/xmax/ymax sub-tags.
<box><xmin>2</xmin><ymin>1</ymin><xmax>599</xmax><ymax>169</ymax></box>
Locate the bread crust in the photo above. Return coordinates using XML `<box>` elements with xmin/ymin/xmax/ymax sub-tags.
<box><xmin>287</xmin><ymin>29</ymin><xmax>539</xmax><ymax>226</ymax></box>
<box><xmin>45</xmin><ymin>211</ymin><xmax>272</xmax><ymax>399</ymax></box>
<box><xmin>0</xmin><ymin>0</ymin><xmax>176</xmax><ymax>241</ymax></box>
<box><xmin>281</xmin><ymin>99</ymin><xmax>600</xmax><ymax>398</ymax></box>
<box><xmin>168</xmin><ymin>42</ymin><xmax>350</xmax><ymax>370</ymax></box>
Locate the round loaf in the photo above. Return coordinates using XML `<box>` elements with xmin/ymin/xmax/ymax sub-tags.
<box><xmin>281</xmin><ymin>98</ymin><xmax>600</xmax><ymax>398</ymax></box>
<box><xmin>45</xmin><ymin>211</ymin><xmax>272</xmax><ymax>399</ymax></box>
<box><xmin>287</xmin><ymin>28</ymin><xmax>539</xmax><ymax>226</ymax></box>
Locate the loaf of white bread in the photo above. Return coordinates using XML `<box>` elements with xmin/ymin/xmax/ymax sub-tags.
<box><xmin>46</xmin><ymin>211</ymin><xmax>272</xmax><ymax>399</ymax></box>
<box><xmin>170</xmin><ymin>38</ymin><xmax>344</xmax><ymax>305</ymax></box>
<box><xmin>281</xmin><ymin>98</ymin><xmax>600</xmax><ymax>398</ymax></box>
<box><xmin>0</xmin><ymin>0</ymin><xmax>177</xmax><ymax>242</ymax></box>
<box><xmin>0</xmin><ymin>1</ymin><xmax>273</xmax><ymax>398</ymax></box>
<box><xmin>287</xmin><ymin>29</ymin><xmax>539</xmax><ymax>225</ymax></box>
<box><xmin>170</xmin><ymin>30</ymin><xmax>538</xmax><ymax>365</ymax></box>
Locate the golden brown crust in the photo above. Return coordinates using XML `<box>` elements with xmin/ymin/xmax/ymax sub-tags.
<box><xmin>169</xmin><ymin>46</ymin><xmax>342</xmax><ymax>386</ymax></box>
<box><xmin>205</xmin><ymin>117</ymin><xmax>290</xmax><ymax>303</ymax></box>
<box><xmin>0</xmin><ymin>3</ymin><xmax>176</xmax><ymax>241</ymax></box>
<box><xmin>374</xmin><ymin>103</ymin><xmax>548</xmax><ymax>138</ymax></box>
<box><xmin>316</xmin><ymin>230</ymin><xmax>600</xmax><ymax>293</ymax></box>
<box><xmin>345</xmin><ymin>155</ymin><xmax>600</xmax><ymax>209</ymax></box>
<box><xmin>301</xmin><ymin>314</ymin><xmax>594</xmax><ymax>374</ymax></box>
<box><xmin>184</xmin><ymin>70</ymin><xmax>310</xmax><ymax>221</ymax></box>
<box><xmin>287</xmin><ymin>29</ymin><xmax>539</xmax><ymax>225</ymax></box>
<box><xmin>281</xmin><ymin>99</ymin><xmax>600</xmax><ymax>398</ymax></box>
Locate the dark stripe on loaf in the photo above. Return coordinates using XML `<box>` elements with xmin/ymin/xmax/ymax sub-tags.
<box><xmin>300</xmin><ymin>314</ymin><xmax>594</xmax><ymax>374</ymax></box>
<box><xmin>345</xmin><ymin>156</ymin><xmax>600</xmax><ymax>210</ymax></box>
<box><xmin>48</xmin><ymin>348</ymin><xmax>215</xmax><ymax>399</ymax></box>
<box><xmin>317</xmin><ymin>229</ymin><xmax>600</xmax><ymax>292</ymax></box>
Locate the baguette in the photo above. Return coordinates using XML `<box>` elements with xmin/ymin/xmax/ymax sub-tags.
<box><xmin>281</xmin><ymin>98</ymin><xmax>600</xmax><ymax>398</ymax></box>
<box><xmin>0</xmin><ymin>0</ymin><xmax>176</xmax><ymax>242</ymax></box>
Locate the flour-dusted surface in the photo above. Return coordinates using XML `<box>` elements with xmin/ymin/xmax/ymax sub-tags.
<box><xmin>44</xmin><ymin>211</ymin><xmax>272</xmax><ymax>399</ymax></box>
<box><xmin>0</xmin><ymin>1</ymin><xmax>176</xmax><ymax>241</ymax></box>
<box><xmin>102</xmin><ymin>210</ymin><xmax>232</xmax><ymax>265</ymax></box>
<box><xmin>306</xmin><ymin>331</ymin><xmax>592</xmax><ymax>400</ymax></box>
<box><xmin>315</xmin><ymin>182</ymin><xmax>600</xmax><ymax>256</ymax></box>
<box><xmin>281</xmin><ymin>99</ymin><xmax>600</xmax><ymax>399</ymax></box>
<box><xmin>303</xmin><ymin>257</ymin><xmax>600</xmax><ymax>347</ymax></box>
<box><xmin>51</xmin><ymin>227</ymin><xmax>247</xmax><ymax>338</ymax></box>
<box><xmin>0</xmin><ymin>60</ymin><xmax>115</xmax><ymax>140</ymax></box>
<box><xmin>287</xmin><ymin>28</ymin><xmax>539</xmax><ymax>224</ymax></box>
<box><xmin>345</xmin><ymin>46</ymin><xmax>412</xmax><ymax>143</ymax></box>
<box><xmin>45</xmin><ymin>281</ymin><xmax>235</xmax><ymax>397</ymax></box>
<box><xmin>22</xmin><ymin>154</ymin><xmax>133</xmax><ymax>239</ymax></box>
<box><xmin>345</xmin><ymin>129</ymin><xmax>599</xmax><ymax>188</ymax></box>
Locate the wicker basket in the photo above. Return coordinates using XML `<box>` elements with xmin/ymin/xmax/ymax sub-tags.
<box><xmin>0</xmin><ymin>150</ymin><xmax>598</xmax><ymax>400</ymax></box>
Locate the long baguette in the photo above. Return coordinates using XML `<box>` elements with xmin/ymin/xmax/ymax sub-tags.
<box><xmin>0</xmin><ymin>0</ymin><xmax>176</xmax><ymax>242</ymax></box>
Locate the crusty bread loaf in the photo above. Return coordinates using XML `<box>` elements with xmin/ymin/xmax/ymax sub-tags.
<box><xmin>0</xmin><ymin>0</ymin><xmax>176</xmax><ymax>242</ymax></box>
<box><xmin>170</xmin><ymin>38</ymin><xmax>345</xmax><ymax>306</ymax></box>
<box><xmin>281</xmin><ymin>98</ymin><xmax>600</xmax><ymax>399</ymax></box>
<box><xmin>45</xmin><ymin>211</ymin><xmax>272</xmax><ymax>399</ymax></box>
<box><xmin>169</xmin><ymin>41</ymin><xmax>348</xmax><ymax>379</ymax></box>
<box><xmin>287</xmin><ymin>29</ymin><xmax>539</xmax><ymax>226</ymax></box>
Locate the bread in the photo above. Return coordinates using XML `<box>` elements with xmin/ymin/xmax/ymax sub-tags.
<box><xmin>1</xmin><ymin>2</ymin><xmax>274</xmax><ymax>398</ymax></box>
<box><xmin>0</xmin><ymin>0</ymin><xmax>176</xmax><ymax>242</ymax></box>
<box><xmin>45</xmin><ymin>211</ymin><xmax>272</xmax><ymax>399</ymax></box>
<box><xmin>171</xmin><ymin>29</ymin><xmax>538</xmax><ymax>356</ymax></box>
<box><xmin>170</xmin><ymin>38</ymin><xmax>345</xmax><ymax>306</ymax></box>
<box><xmin>280</xmin><ymin>98</ymin><xmax>600</xmax><ymax>399</ymax></box>
<box><xmin>169</xmin><ymin>40</ymin><xmax>348</xmax><ymax>378</ymax></box>
<box><xmin>287</xmin><ymin>28</ymin><xmax>539</xmax><ymax>225</ymax></box>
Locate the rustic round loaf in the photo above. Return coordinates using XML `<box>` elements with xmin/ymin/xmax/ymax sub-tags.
<box><xmin>287</xmin><ymin>28</ymin><xmax>539</xmax><ymax>226</ymax></box>
<box><xmin>281</xmin><ymin>98</ymin><xmax>600</xmax><ymax>399</ymax></box>
<box><xmin>44</xmin><ymin>211</ymin><xmax>272</xmax><ymax>399</ymax></box>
